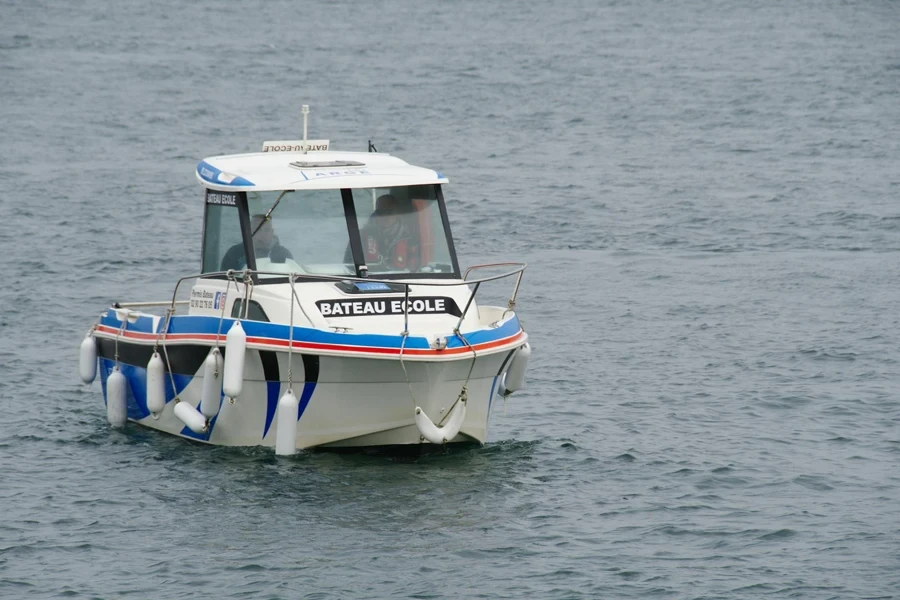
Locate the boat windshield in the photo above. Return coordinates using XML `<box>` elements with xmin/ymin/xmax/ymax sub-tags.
<box><xmin>246</xmin><ymin>189</ymin><xmax>353</xmax><ymax>277</ymax></box>
<box><xmin>350</xmin><ymin>185</ymin><xmax>456</xmax><ymax>276</ymax></box>
<box><xmin>201</xmin><ymin>185</ymin><xmax>458</xmax><ymax>279</ymax></box>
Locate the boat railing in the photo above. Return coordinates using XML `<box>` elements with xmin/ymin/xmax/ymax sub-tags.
<box><xmin>113</xmin><ymin>300</ymin><xmax>190</xmax><ymax>309</ymax></box>
<box><xmin>111</xmin><ymin>262</ymin><xmax>526</xmax><ymax>340</ymax></box>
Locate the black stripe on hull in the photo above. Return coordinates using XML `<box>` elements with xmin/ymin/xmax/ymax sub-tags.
<box><xmin>258</xmin><ymin>350</ymin><xmax>280</xmax><ymax>382</ymax></box>
<box><xmin>302</xmin><ymin>354</ymin><xmax>320</xmax><ymax>384</ymax></box>
<box><xmin>98</xmin><ymin>338</ymin><xmax>322</xmax><ymax>388</ymax></box>
<box><xmin>497</xmin><ymin>349</ymin><xmax>517</xmax><ymax>377</ymax></box>
<box><xmin>96</xmin><ymin>338</ymin><xmax>212</xmax><ymax>376</ymax></box>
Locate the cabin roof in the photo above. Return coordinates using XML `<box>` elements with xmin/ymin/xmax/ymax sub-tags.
<box><xmin>197</xmin><ymin>150</ymin><xmax>448</xmax><ymax>192</ymax></box>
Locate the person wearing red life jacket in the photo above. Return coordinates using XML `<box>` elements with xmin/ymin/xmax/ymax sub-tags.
<box><xmin>359</xmin><ymin>194</ymin><xmax>420</xmax><ymax>272</ymax></box>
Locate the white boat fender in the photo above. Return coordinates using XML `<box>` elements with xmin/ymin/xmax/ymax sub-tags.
<box><xmin>275</xmin><ymin>389</ymin><xmax>299</xmax><ymax>456</ymax></box>
<box><xmin>174</xmin><ymin>401</ymin><xmax>208</xmax><ymax>434</ymax></box>
<box><xmin>200</xmin><ymin>348</ymin><xmax>224</xmax><ymax>419</ymax></box>
<box><xmin>146</xmin><ymin>352</ymin><xmax>167</xmax><ymax>415</ymax></box>
<box><xmin>415</xmin><ymin>399</ymin><xmax>467</xmax><ymax>445</ymax></box>
<box><xmin>502</xmin><ymin>342</ymin><xmax>531</xmax><ymax>395</ymax></box>
<box><xmin>79</xmin><ymin>334</ymin><xmax>98</xmax><ymax>384</ymax></box>
<box><xmin>223</xmin><ymin>321</ymin><xmax>246</xmax><ymax>398</ymax></box>
<box><xmin>106</xmin><ymin>367</ymin><xmax>128</xmax><ymax>428</ymax></box>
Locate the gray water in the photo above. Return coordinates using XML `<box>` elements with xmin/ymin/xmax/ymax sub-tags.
<box><xmin>2</xmin><ymin>0</ymin><xmax>899</xmax><ymax>598</ymax></box>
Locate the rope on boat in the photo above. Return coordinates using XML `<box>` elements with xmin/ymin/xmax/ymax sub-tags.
<box><xmin>215</xmin><ymin>277</ymin><xmax>234</xmax><ymax>345</ymax></box>
<box><xmin>200</xmin><ymin>276</ymin><xmax>232</xmax><ymax>402</ymax></box>
<box><xmin>287</xmin><ymin>274</ymin><xmax>297</xmax><ymax>392</ymax></box>
<box><xmin>219</xmin><ymin>269</ymin><xmax>247</xmax><ymax>406</ymax></box>
<box><xmin>286</xmin><ymin>274</ymin><xmax>316</xmax><ymax>327</ymax></box>
<box><xmin>398</xmin><ymin>284</ymin><xmax>419</xmax><ymax>409</ymax></box>
<box><xmin>437</xmin><ymin>327</ymin><xmax>477</xmax><ymax>428</ymax></box>
<box><xmin>155</xmin><ymin>306</ymin><xmax>179</xmax><ymax>407</ymax></box>
<box><xmin>113</xmin><ymin>318</ymin><xmax>127</xmax><ymax>367</ymax></box>
<box><xmin>240</xmin><ymin>268</ymin><xmax>254</xmax><ymax>319</ymax></box>
<box><xmin>501</xmin><ymin>268</ymin><xmax>525</xmax><ymax>321</ymax></box>
<box><xmin>399</xmin><ymin>330</ymin><xmax>417</xmax><ymax>410</ymax></box>
<box><xmin>397</xmin><ymin>281</ymin><xmax>479</xmax><ymax>439</ymax></box>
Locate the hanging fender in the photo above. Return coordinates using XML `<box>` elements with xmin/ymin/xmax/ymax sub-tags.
<box><xmin>502</xmin><ymin>343</ymin><xmax>531</xmax><ymax>395</ymax></box>
<box><xmin>415</xmin><ymin>399</ymin><xmax>467</xmax><ymax>445</ymax></box>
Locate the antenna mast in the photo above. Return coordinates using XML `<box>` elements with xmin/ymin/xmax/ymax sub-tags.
<box><xmin>301</xmin><ymin>105</ymin><xmax>310</xmax><ymax>153</ymax></box>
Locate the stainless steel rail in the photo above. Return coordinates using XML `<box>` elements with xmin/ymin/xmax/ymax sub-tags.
<box><xmin>114</xmin><ymin>300</ymin><xmax>189</xmax><ymax>309</ymax></box>
<box><xmin>107</xmin><ymin>263</ymin><xmax>527</xmax><ymax>343</ymax></box>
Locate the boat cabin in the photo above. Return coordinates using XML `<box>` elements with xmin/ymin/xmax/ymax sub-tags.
<box><xmin>196</xmin><ymin>149</ymin><xmax>461</xmax><ymax>282</ymax></box>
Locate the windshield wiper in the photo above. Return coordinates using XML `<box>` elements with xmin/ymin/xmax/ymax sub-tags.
<box><xmin>252</xmin><ymin>190</ymin><xmax>291</xmax><ymax>237</ymax></box>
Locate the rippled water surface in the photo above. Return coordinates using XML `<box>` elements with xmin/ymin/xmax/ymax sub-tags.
<box><xmin>2</xmin><ymin>0</ymin><xmax>899</xmax><ymax>598</ymax></box>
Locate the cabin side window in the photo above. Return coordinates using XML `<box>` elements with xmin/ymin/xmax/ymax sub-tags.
<box><xmin>201</xmin><ymin>190</ymin><xmax>245</xmax><ymax>273</ymax></box>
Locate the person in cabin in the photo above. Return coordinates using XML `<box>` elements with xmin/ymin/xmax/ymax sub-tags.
<box><xmin>357</xmin><ymin>194</ymin><xmax>420</xmax><ymax>272</ymax></box>
<box><xmin>220</xmin><ymin>213</ymin><xmax>294</xmax><ymax>271</ymax></box>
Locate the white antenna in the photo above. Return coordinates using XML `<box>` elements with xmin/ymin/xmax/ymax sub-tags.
<box><xmin>260</xmin><ymin>105</ymin><xmax>329</xmax><ymax>153</ymax></box>
<box><xmin>301</xmin><ymin>105</ymin><xmax>310</xmax><ymax>152</ymax></box>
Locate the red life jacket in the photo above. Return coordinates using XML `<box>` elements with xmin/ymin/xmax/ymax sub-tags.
<box><xmin>365</xmin><ymin>234</ymin><xmax>417</xmax><ymax>270</ymax></box>
<box><xmin>366</xmin><ymin>234</ymin><xmax>380</xmax><ymax>262</ymax></box>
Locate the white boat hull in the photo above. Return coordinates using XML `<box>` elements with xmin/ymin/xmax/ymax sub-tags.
<box><xmin>97</xmin><ymin>341</ymin><xmax>517</xmax><ymax>449</ymax></box>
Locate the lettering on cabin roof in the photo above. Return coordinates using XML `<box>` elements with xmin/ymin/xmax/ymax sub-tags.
<box><xmin>298</xmin><ymin>168</ymin><xmax>371</xmax><ymax>181</ymax></box>
<box><xmin>262</xmin><ymin>140</ymin><xmax>330</xmax><ymax>153</ymax></box>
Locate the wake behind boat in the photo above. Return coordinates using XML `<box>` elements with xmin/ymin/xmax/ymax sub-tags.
<box><xmin>78</xmin><ymin>107</ymin><xmax>531</xmax><ymax>454</ymax></box>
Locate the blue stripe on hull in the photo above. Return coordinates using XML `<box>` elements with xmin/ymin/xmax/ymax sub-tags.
<box><xmin>98</xmin><ymin>312</ymin><xmax>522</xmax><ymax>352</ymax></box>
<box><xmin>263</xmin><ymin>380</ymin><xmax>283</xmax><ymax>438</ymax></box>
<box><xmin>262</xmin><ymin>380</ymin><xmax>318</xmax><ymax>439</ymax></box>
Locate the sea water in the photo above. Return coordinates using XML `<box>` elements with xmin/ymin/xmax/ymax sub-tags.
<box><xmin>1</xmin><ymin>0</ymin><xmax>898</xmax><ymax>597</ymax></box>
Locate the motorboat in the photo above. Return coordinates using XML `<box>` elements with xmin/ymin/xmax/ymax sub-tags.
<box><xmin>78</xmin><ymin>107</ymin><xmax>531</xmax><ymax>454</ymax></box>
